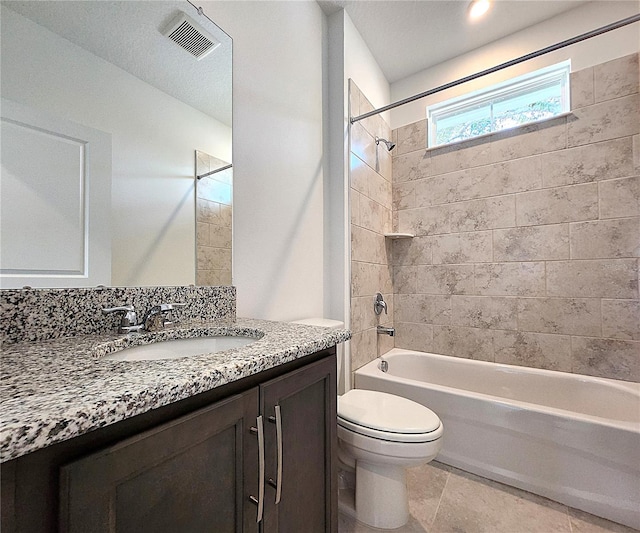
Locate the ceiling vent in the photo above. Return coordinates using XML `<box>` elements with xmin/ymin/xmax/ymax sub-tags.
<box><xmin>162</xmin><ymin>12</ymin><xmax>220</xmax><ymax>60</ymax></box>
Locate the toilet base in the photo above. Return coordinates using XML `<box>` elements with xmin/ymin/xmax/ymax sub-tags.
<box><xmin>355</xmin><ymin>460</ymin><xmax>409</xmax><ymax>529</ymax></box>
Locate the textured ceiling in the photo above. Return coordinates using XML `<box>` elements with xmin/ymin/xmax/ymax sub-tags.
<box><xmin>3</xmin><ymin>0</ymin><xmax>232</xmax><ymax>127</ymax></box>
<box><xmin>318</xmin><ymin>0</ymin><xmax>591</xmax><ymax>83</ymax></box>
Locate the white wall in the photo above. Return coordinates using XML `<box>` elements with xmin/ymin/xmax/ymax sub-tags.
<box><xmin>391</xmin><ymin>1</ymin><xmax>640</xmax><ymax>128</ymax></box>
<box><xmin>1</xmin><ymin>6</ymin><xmax>231</xmax><ymax>287</ymax></box>
<box><xmin>344</xmin><ymin>13</ymin><xmax>391</xmax><ymax>123</ymax></box>
<box><xmin>205</xmin><ymin>1</ymin><xmax>327</xmax><ymax>321</ymax></box>
<box><xmin>326</xmin><ymin>10</ymin><xmax>348</xmax><ymax>324</ymax></box>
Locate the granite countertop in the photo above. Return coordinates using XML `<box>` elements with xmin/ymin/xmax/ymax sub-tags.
<box><xmin>0</xmin><ymin>318</ymin><xmax>351</xmax><ymax>462</ymax></box>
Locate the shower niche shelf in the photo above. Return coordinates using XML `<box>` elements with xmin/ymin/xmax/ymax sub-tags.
<box><xmin>384</xmin><ymin>233</ymin><xmax>414</xmax><ymax>239</ymax></box>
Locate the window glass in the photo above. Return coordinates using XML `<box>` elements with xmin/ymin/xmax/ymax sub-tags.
<box><xmin>427</xmin><ymin>62</ymin><xmax>570</xmax><ymax>147</ymax></box>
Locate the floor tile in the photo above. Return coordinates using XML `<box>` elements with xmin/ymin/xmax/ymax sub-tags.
<box><xmin>338</xmin><ymin>461</ymin><xmax>635</xmax><ymax>533</ymax></box>
<box><xmin>568</xmin><ymin>508</ymin><xmax>638</xmax><ymax>533</ymax></box>
<box><xmin>407</xmin><ymin>462</ymin><xmax>450</xmax><ymax>529</ymax></box>
<box><xmin>430</xmin><ymin>466</ymin><xmax>571</xmax><ymax>533</ymax></box>
<box><xmin>339</xmin><ymin>511</ymin><xmax>428</xmax><ymax>533</ymax></box>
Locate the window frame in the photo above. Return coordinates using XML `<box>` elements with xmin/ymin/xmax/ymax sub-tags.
<box><xmin>427</xmin><ymin>61</ymin><xmax>571</xmax><ymax>148</ymax></box>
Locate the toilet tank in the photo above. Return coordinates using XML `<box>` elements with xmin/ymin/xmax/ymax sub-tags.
<box><xmin>291</xmin><ymin>318</ymin><xmax>347</xmax><ymax>395</ymax></box>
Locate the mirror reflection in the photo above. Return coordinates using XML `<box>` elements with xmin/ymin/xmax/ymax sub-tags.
<box><xmin>0</xmin><ymin>0</ymin><xmax>232</xmax><ymax>289</ymax></box>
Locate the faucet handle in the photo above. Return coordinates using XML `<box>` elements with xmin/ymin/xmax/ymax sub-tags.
<box><xmin>102</xmin><ymin>305</ymin><xmax>134</xmax><ymax>314</ymax></box>
<box><xmin>143</xmin><ymin>302</ymin><xmax>188</xmax><ymax>330</ymax></box>
<box><xmin>374</xmin><ymin>293</ymin><xmax>388</xmax><ymax>315</ymax></box>
<box><xmin>159</xmin><ymin>302</ymin><xmax>187</xmax><ymax>326</ymax></box>
<box><xmin>102</xmin><ymin>305</ymin><xmax>141</xmax><ymax>333</ymax></box>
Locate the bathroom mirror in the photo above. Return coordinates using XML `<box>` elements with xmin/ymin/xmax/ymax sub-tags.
<box><xmin>0</xmin><ymin>0</ymin><xmax>232</xmax><ymax>288</ymax></box>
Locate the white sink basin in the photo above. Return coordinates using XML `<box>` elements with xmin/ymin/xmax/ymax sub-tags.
<box><xmin>102</xmin><ymin>336</ymin><xmax>256</xmax><ymax>361</ymax></box>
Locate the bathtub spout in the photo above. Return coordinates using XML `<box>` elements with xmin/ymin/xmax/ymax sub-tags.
<box><xmin>377</xmin><ymin>326</ymin><xmax>395</xmax><ymax>337</ymax></box>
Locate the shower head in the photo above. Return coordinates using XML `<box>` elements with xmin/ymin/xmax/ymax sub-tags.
<box><xmin>375</xmin><ymin>136</ymin><xmax>396</xmax><ymax>151</ymax></box>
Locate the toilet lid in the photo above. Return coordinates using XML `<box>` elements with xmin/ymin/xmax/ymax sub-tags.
<box><xmin>337</xmin><ymin>390</ymin><xmax>441</xmax><ymax>440</ymax></box>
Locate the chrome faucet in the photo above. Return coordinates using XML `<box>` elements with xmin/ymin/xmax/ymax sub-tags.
<box><xmin>102</xmin><ymin>305</ymin><xmax>143</xmax><ymax>333</ymax></box>
<box><xmin>141</xmin><ymin>303</ymin><xmax>187</xmax><ymax>331</ymax></box>
<box><xmin>102</xmin><ymin>303</ymin><xmax>187</xmax><ymax>333</ymax></box>
<box><xmin>374</xmin><ymin>293</ymin><xmax>387</xmax><ymax>315</ymax></box>
<box><xmin>377</xmin><ymin>326</ymin><xmax>395</xmax><ymax>337</ymax></box>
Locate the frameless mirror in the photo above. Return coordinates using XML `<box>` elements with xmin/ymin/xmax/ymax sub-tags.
<box><xmin>0</xmin><ymin>0</ymin><xmax>232</xmax><ymax>288</ymax></box>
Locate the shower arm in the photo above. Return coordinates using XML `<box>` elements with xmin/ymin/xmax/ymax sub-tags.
<box><xmin>350</xmin><ymin>13</ymin><xmax>640</xmax><ymax>124</ymax></box>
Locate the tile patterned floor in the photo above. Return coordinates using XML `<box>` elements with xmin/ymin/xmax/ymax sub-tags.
<box><xmin>338</xmin><ymin>462</ymin><xmax>638</xmax><ymax>533</ymax></box>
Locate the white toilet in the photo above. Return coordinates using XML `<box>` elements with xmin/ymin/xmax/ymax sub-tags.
<box><xmin>338</xmin><ymin>389</ymin><xmax>443</xmax><ymax>529</ymax></box>
<box><xmin>292</xmin><ymin>318</ymin><xmax>444</xmax><ymax>530</ymax></box>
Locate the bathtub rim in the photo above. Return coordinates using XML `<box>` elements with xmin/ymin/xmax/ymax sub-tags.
<box><xmin>362</xmin><ymin>348</ymin><xmax>640</xmax><ymax>432</ymax></box>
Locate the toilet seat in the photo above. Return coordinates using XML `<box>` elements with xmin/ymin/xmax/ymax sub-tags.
<box><xmin>338</xmin><ymin>389</ymin><xmax>442</xmax><ymax>443</ymax></box>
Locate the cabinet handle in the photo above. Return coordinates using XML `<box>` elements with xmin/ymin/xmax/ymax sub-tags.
<box><xmin>249</xmin><ymin>416</ymin><xmax>265</xmax><ymax>523</ymax></box>
<box><xmin>268</xmin><ymin>405</ymin><xmax>283</xmax><ymax>504</ymax></box>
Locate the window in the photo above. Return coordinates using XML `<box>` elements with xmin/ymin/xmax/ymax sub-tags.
<box><xmin>427</xmin><ymin>61</ymin><xmax>570</xmax><ymax>148</ymax></box>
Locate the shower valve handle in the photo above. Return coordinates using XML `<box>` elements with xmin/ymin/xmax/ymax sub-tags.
<box><xmin>374</xmin><ymin>293</ymin><xmax>387</xmax><ymax>315</ymax></box>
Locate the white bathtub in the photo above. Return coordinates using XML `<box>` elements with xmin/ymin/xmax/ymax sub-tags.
<box><xmin>355</xmin><ymin>348</ymin><xmax>640</xmax><ymax>529</ymax></box>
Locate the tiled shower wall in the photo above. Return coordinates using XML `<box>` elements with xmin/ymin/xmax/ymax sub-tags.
<box><xmin>349</xmin><ymin>80</ymin><xmax>394</xmax><ymax>374</ymax></box>
<box><xmin>196</xmin><ymin>151</ymin><xmax>233</xmax><ymax>286</ymax></box>
<box><xmin>391</xmin><ymin>53</ymin><xmax>639</xmax><ymax>382</ymax></box>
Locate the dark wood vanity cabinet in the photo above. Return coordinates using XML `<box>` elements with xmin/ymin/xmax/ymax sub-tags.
<box><xmin>1</xmin><ymin>350</ymin><xmax>337</xmax><ymax>533</ymax></box>
<box><xmin>59</xmin><ymin>390</ymin><xmax>260</xmax><ymax>533</ymax></box>
<box><xmin>261</xmin><ymin>355</ymin><xmax>338</xmax><ymax>532</ymax></box>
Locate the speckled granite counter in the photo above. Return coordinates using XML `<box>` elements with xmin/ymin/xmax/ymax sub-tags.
<box><xmin>0</xmin><ymin>318</ymin><xmax>350</xmax><ymax>462</ymax></box>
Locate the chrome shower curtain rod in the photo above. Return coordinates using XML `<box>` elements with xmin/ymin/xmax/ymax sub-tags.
<box><xmin>196</xmin><ymin>163</ymin><xmax>233</xmax><ymax>180</ymax></box>
<box><xmin>350</xmin><ymin>13</ymin><xmax>640</xmax><ymax>124</ymax></box>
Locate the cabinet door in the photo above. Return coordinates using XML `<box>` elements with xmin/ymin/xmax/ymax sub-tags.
<box><xmin>60</xmin><ymin>389</ymin><xmax>260</xmax><ymax>533</ymax></box>
<box><xmin>261</xmin><ymin>355</ymin><xmax>337</xmax><ymax>533</ymax></box>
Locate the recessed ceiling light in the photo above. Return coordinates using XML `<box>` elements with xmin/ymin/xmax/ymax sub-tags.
<box><xmin>468</xmin><ymin>0</ymin><xmax>491</xmax><ymax>20</ymax></box>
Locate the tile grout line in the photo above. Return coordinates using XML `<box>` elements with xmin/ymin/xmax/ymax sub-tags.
<box><xmin>429</xmin><ymin>468</ymin><xmax>451</xmax><ymax>530</ymax></box>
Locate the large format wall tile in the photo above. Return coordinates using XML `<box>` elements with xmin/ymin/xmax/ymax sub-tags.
<box><xmin>398</xmin><ymin>196</ymin><xmax>516</xmax><ymax>236</ymax></box>
<box><xmin>430</xmin><ymin>136</ymin><xmax>492</xmax><ymax>174</ymax></box>
<box><xmin>431</xmin><ymin>231</ymin><xmax>493</xmax><ymax>264</ymax></box>
<box><xmin>394</xmin><ymin>322</ymin><xmax>433</xmax><ymax>352</ymax></box>
<box><xmin>416</xmin><ymin>265</ymin><xmax>475</xmax><ymax>295</ymax></box>
<box><xmin>570</xmin><ymin>67</ymin><xmax>594</xmax><ymax>109</ymax></box>
<box><xmin>392</xmin><ymin>236</ymin><xmax>432</xmax><ymax>266</ymax></box>
<box><xmin>594</xmin><ymin>53</ymin><xmax>639</xmax><ymax>103</ymax></box>
<box><xmin>517</xmin><ymin>298</ymin><xmax>601</xmax><ymax>337</ymax></box>
<box><xmin>493</xmin><ymin>330</ymin><xmax>572</xmax><ymax>372</ymax></box>
<box><xmin>451</xmin><ymin>296</ymin><xmax>517</xmax><ymax>330</ymax></box>
<box><xmin>541</xmin><ymin>137</ymin><xmax>634</xmax><ymax>187</ymax></box>
<box><xmin>369</xmin><ymin>171</ymin><xmax>393</xmax><ymax>209</ymax></box>
<box><xmin>490</xmin><ymin>117</ymin><xmax>566</xmax><ymax>163</ymax></box>
<box><xmin>393</xmin><ymin>265</ymin><xmax>417</xmax><ymax>294</ymax></box>
<box><xmin>546</xmin><ymin>259</ymin><xmax>638</xmax><ymax>298</ymax></box>
<box><xmin>395</xmin><ymin>294</ymin><xmax>452</xmax><ymax>325</ymax></box>
<box><xmin>601</xmin><ymin>299</ymin><xmax>640</xmax><ymax>340</ymax></box>
<box><xmin>567</xmin><ymin>93</ymin><xmax>639</xmax><ymax>147</ymax></box>
<box><xmin>432</xmin><ymin>325</ymin><xmax>494</xmax><ymax>361</ymax></box>
<box><xmin>516</xmin><ymin>183</ymin><xmax>599</xmax><ymax>226</ymax></box>
<box><xmin>571</xmin><ymin>337</ymin><xmax>640</xmax><ymax>381</ymax></box>
<box><xmin>396</xmin><ymin>120</ymin><xmax>427</xmax><ymax>155</ymax></box>
<box><xmin>351</xmin><ymin>226</ymin><xmax>386</xmax><ymax>263</ymax></box>
<box><xmin>570</xmin><ymin>217</ymin><xmax>640</xmax><ymax>259</ymax></box>
<box><xmin>393</xmin><ymin>181</ymin><xmax>416</xmax><ymax>210</ymax></box>
<box><xmin>493</xmin><ymin>225</ymin><xmax>569</xmax><ymax>261</ymax></box>
<box><xmin>599</xmin><ymin>177</ymin><xmax>640</xmax><ymax>219</ymax></box>
<box><xmin>351</xmin><ymin>121</ymin><xmax>378</xmax><ymax>171</ymax></box>
<box><xmin>475</xmin><ymin>262</ymin><xmax>546</xmax><ymax>296</ymax></box>
<box><xmin>392</xmin><ymin>150</ymin><xmax>433</xmax><ymax>183</ymax></box>
<box><xmin>358</xmin><ymin>195</ymin><xmax>386</xmax><ymax>234</ymax></box>
<box><xmin>598</xmin><ymin>176</ymin><xmax>640</xmax><ymax>218</ymax></box>
<box><xmin>416</xmin><ymin>156</ymin><xmax>541</xmax><ymax>206</ymax></box>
